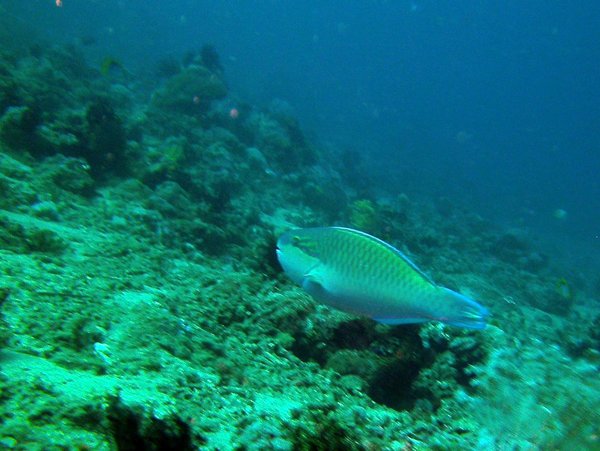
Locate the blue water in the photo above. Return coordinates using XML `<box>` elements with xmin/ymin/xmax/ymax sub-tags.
<box><xmin>8</xmin><ymin>0</ymin><xmax>600</xmax><ymax>268</ymax></box>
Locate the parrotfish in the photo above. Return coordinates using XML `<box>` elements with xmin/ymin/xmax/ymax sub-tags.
<box><xmin>276</xmin><ymin>227</ymin><xmax>488</xmax><ymax>329</ymax></box>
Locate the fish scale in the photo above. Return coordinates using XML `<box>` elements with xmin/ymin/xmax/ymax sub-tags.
<box><xmin>277</xmin><ymin>226</ymin><xmax>488</xmax><ymax>329</ymax></box>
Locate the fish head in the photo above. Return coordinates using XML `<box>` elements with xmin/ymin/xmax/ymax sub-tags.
<box><xmin>276</xmin><ymin>229</ymin><xmax>321</xmax><ymax>285</ymax></box>
<box><xmin>437</xmin><ymin>287</ymin><xmax>489</xmax><ymax>330</ymax></box>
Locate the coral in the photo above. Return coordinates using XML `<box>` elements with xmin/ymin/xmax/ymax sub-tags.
<box><xmin>339</xmin><ymin>148</ymin><xmax>371</xmax><ymax>193</ymax></box>
<box><xmin>83</xmin><ymin>97</ymin><xmax>128</xmax><ymax>177</ymax></box>
<box><xmin>151</xmin><ymin>66</ymin><xmax>227</xmax><ymax>114</ymax></box>
<box><xmin>140</xmin><ymin>136</ymin><xmax>188</xmax><ymax>186</ymax></box>
<box><xmin>0</xmin><ymin>20</ymin><xmax>597</xmax><ymax>450</ymax></box>
<box><xmin>13</xmin><ymin>50</ymin><xmax>79</xmax><ymax>113</ymax></box>
<box><xmin>0</xmin><ymin>159</ymin><xmax>37</xmax><ymax>209</ymax></box>
<box><xmin>490</xmin><ymin>229</ymin><xmax>533</xmax><ymax>267</ymax></box>
<box><xmin>251</xmin><ymin>113</ymin><xmax>292</xmax><ymax>152</ymax></box>
<box><xmin>246</xmin><ymin>111</ymin><xmax>316</xmax><ymax>172</ymax></box>
<box><xmin>517</xmin><ymin>276</ymin><xmax>576</xmax><ymax>316</ymax></box>
<box><xmin>31</xmin><ymin>200</ymin><xmax>60</xmax><ymax>221</ymax></box>
<box><xmin>0</xmin><ymin>215</ymin><xmax>66</xmax><ymax>254</ymax></box>
<box><xmin>326</xmin><ymin>349</ymin><xmax>382</xmax><ymax>381</ymax></box>
<box><xmin>37</xmin><ymin>122</ymin><xmax>81</xmax><ymax>156</ymax></box>
<box><xmin>0</xmin><ymin>67</ymin><xmax>21</xmax><ymax>114</ymax></box>
<box><xmin>200</xmin><ymin>45</ymin><xmax>223</xmax><ymax>74</ymax></box>
<box><xmin>38</xmin><ymin>155</ymin><xmax>95</xmax><ymax>196</ymax></box>
<box><xmin>238</xmin><ymin>419</ymin><xmax>292</xmax><ymax>450</ymax></box>
<box><xmin>412</xmin><ymin>351</ymin><xmax>459</xmax><ymax>407</ymax></box>
<box><xmin>289</xmin><ymin>408</ymin><xmax>363</xmax><ymax>450</ymax></box>
<box><xmin>46</xmin><ymin>44</ymin><xmax>93</xmax><ymax>80</ymax></box>
<box><xmin>349</xmin><ymin>199</ymin><xmax>379</xmax><ymax>233</ymax></box>
<box><xmin>155</xmin><ymin>55</ymin><xmax>181</xmax><ymax>79</ymax></box>
<box><xmin>0</xmin><ymin>287</ymin><xmax>10</xmax><ymax>348</ymax></box>
<box><xmin>0</xmin><ymin>105</ymin><xmax>42</xmax><ymax>152</ymax></box>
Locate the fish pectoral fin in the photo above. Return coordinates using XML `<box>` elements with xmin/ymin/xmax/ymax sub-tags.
<box><xmin>302</xmin><ymin>278</ymin><xmax>325</xmax><ymax>297</ymax></box>
<box><xmin>373</xmin><ymin>317</ymin><xmax>428</xmax><ymax>325</ymax></box>
<box><xmin>302</xmin><ymin>266</ymin><xmax>328</xmax><ymax>298</ymax></box>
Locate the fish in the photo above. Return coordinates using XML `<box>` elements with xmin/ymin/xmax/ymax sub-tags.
<box><xmin>276</xmin><ymin>227</ymin><xmax>488</xmax><ymax>329</ymax></box>
<box><xmin>100</xmin><ymin>56</ymin><xmax>125</xmax><ymax>77</ymax></box>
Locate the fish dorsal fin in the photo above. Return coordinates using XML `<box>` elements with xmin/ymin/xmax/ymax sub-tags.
<box><xmin>332</xmin><ymin>227</ymin><xmax>437</xmax><ymax>287</ymax></box>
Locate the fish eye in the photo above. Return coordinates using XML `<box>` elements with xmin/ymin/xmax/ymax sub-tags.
<box><xmin>291</xmin><ymin>237</ymin><xmax>319</xmax><ymax>258</ymax></box>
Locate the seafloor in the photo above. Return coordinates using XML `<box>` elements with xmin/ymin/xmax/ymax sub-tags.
<box><xmin>0</xmin><ymin>41</ymin><xmax>599</xmax><ymax>450</ymax></box>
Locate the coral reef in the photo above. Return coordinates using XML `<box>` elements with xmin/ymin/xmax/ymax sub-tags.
<box><xmin>349</xmin><ymin>198</ymin><xmax>379</xmax><ymax>234</ymax></box>
<box><xmin>83</xmin><ymin>97</ymin><xmax>129</xmax><ymax>177</ymax></box>
<box><xmin>0</xmin><ymin>38</ymin><xmax>598</xmax><ymax>450</ymax></box>
<box><xmin>151</xmin><ymin>66</ymin><xmax>227</xmax><ymax>114</ymax></box>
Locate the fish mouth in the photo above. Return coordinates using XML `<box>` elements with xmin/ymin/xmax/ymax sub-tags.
<box><xmin>445</xmin><ymin>305</ymin><xmax>489</xmax><ymax>329</ymax></box>
<box><xmin>275</xmin><ymin>246</ymin><xmax>285</xmax><ymax>264</ymax></box>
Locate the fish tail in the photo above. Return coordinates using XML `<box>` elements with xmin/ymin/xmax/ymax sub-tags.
<box><xmin>437</xmin><ymin>287</ymin><xmax>489</xmax><ymax>329</ymax></box>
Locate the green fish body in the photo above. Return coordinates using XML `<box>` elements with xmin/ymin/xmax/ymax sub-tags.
<box><xmin>276</xmin><ymin>227</ymin><xmax>488</xmax><ymax>329</ymax></box>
